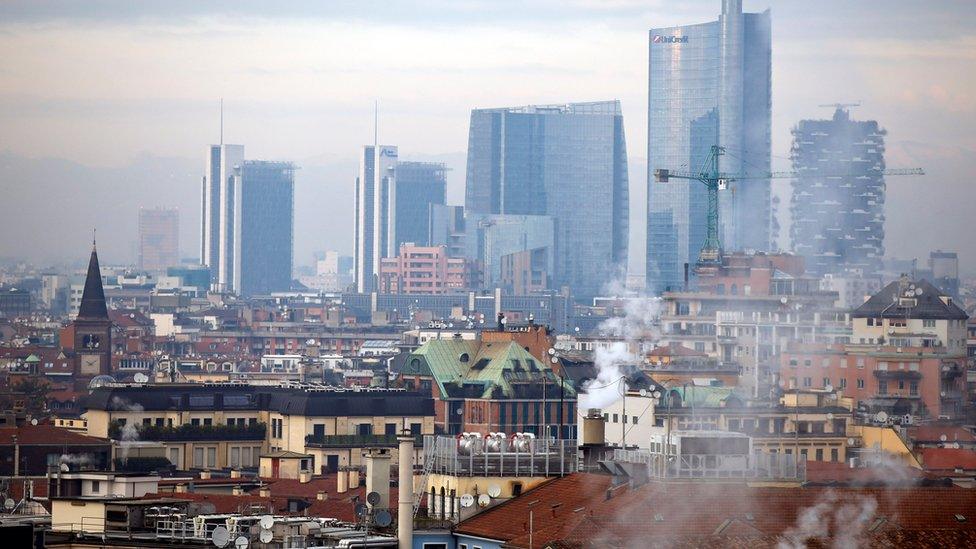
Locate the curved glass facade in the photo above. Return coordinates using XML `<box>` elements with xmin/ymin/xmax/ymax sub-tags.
<box><xmin>646</xmin><ymin>1</ymin><xmax>770</xmax><ymax>293</ymax></box>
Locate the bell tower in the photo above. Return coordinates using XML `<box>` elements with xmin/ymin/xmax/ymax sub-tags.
<box><xmin>73</xmin><ymin>238</ymin><xmax>112</xmax><ymax>377</ymax></box>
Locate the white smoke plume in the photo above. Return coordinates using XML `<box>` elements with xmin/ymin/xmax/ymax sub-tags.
<box><xmin>777</xmin><ymin>490</ymin><xmax>878</xmax><ymax>549</ymax></box>
<box><xmin>111</xmin><ymin>397</ymin><xmax>144</xmax><ymax>461</ymax></box>
<box><xmin>579</xmin><ymin>342</ymin><xmax>631</xmax><ymax>410</ymax></box>
<box><xmin>578</xmin><ymin>283</ymin><xmax>663</xmax><ymax>410</ymax></box>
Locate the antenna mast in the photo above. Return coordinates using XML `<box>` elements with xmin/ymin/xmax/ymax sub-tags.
<box><xmin>220</xmin><ymin>98</ymin><xmax>224</xmax><ymax>146</ymax></box>
<box><xmin>373</xmin><ymin>99</ymin><xmax>378</xmax><ymax>149</ymax></box>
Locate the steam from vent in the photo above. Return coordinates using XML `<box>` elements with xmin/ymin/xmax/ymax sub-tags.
<box><xmin>111</xmin><ymin>396</ymin><xmax>144</xmax><ymax>461</ymax></box>
<box><xmin>777</xmin><ymin>490</ymin><xmax>878</xmax><ymax>549</ymax></box>
<box><xmin>580</xmin><ymin>342</ymin><xmax>630</xmax><ymax>410</ymax></box>
<box><xmin>579</xmin><ymin>287</ymin><xmax>663</xmax><ymax>410</ymax></box>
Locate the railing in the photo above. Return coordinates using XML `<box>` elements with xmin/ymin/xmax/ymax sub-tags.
<box><xmin>305</xmin><ymin>433</ymin><xmax>424</xmax><ymax>447</ymax></box>
<box><xmin>423</xmin><ymin>435</ymin><xmax>578</xmax><ymax>477</ymax></box>
<box><xmin>110</xmin><ymin>422</ymin><xmax>266</xmax><ymax>441</ymax></box>
<box><xmin>612</xmin><ymin>449</ymin><xmax>805</xmax><ymax>481</ymax></box>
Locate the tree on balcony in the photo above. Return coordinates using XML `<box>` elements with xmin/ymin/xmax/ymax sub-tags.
<box><xmin>109</xmin><ymin>421</ymin><xmax>267</xmax><ymax>441</ymax></box>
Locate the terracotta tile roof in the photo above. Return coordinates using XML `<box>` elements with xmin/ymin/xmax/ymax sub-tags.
<box><xmin>454</xmin><ymin>473</ymin><xmax>976</xmax><ymax>548</ymax></box>
<box><xmin>805</xmin><ymin>460</ymin><xmax>927</xmax><ymax>484</ymax></box>
<box><xmin>919</xmin><ymin>448</ymin><xmax>976</xmax><ymax>471</ymax></box>
<box><xmin>647</xmin><ymin>344</ymin><xmax>707</xmax><ymax>357</ymax></box>
<box><xmin>908</xmin><ymin>425</ymin><xmax>976</xmax><ymax>444</ymax></box>
<box><xmin>0</xmin><ymin>424</ymin><xmax>109</xmax><ymax>446</ymax></box>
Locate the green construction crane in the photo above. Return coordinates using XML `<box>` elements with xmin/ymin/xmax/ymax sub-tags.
<box><xmin>654</xmin><ymin>144</ymin><xmax>925</xmax><ymax>268</ymax></box>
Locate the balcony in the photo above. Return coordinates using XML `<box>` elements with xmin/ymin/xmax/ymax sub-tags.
<box><xmin>305</xmin><ymin>433</ymin><xmax>424</xmax><ymax>448</ymax></box>
<box><xmin>110</xmin><ymin>422</ymin><xmax>266</xmax><ymax>442</ymax></box>
<box><xmin>872</xmin><ymin>370</ymin><xmax>922</xmax><ymax>380</ymax></box>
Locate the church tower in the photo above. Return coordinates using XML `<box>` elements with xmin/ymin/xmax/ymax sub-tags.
<box><xmin>73</xmin><ymin>240</ymin><xmax>112</xmax><ymax>377</ymax></box>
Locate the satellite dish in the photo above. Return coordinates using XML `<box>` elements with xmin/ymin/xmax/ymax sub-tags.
<box><xmin>914</xmin><ymin>288</ymin><xmax>923</xmax><ymax>296</ymax></box>
<box><xmin>134</xmin><ymin>373</ymin><xmax>149</xmax><ymax>383</ymax></box>
<box><xmin>30</xmin><ymin>418</ymin><xmax>38</xmax><ymax>426</ymax></box>
<box><xmin>548</xmin><ymin>348</ymin><xmax>556</xmax><ymax>356</ymax></box>
<box><xmin>234</xmin><ymin>536</ymin><xmax>249</xmax><ymax>549</ymax></box>
<box><xmin>456</xmin><ymin>408</ymin><xmax>463</xmax><ymax>416</ymax></box>
<box><xmin>487</xmin><ymin>485</ymin><xmax>501</xmax><ymax>498</ymax></box>
<box><xmin>824</xmin><ymin>385</ymin><xmax>833</xmax><ymax>393</ymax></box>
<box><xmin>459</xmin><ymin>494</ymin><xmax>474</xmax><ymax>508</ymax></box>
<box><xmin>639</xmin><ymin>388</ymin><xmax>648</xmax><ymax>398</ymax></box>
<box><xmin>355</xmin><ymin>503</ymin><xmax>370</xmax><ymax>518</ymax></box>
<box><xmin>3</xmin><ymin>498</ymin><xmax>14</xmax><ymax>510</ymax></box>
<box><xmin>846</xmin><ymin>438</ymin><xmax>856</xmax><ymax>446</ymax></box>
<box><xmin>259</xmin><ymin>515</ymin><xmax>274</xmax><ymax>530</ymax></box>
<box><xmin>500</xmin><ymin>317</ymin><xmax>507</xmax><ymax>325</ymax></box>
<box><xmin>875</xmin><ymin>411</ymin><xmax>888</xmax><ymax>423</ymax></box>
<box><xmin>374</xmin><ymin>509</ymin><xmax>393</xmax><ymax>528</ymax></box>
<box><xmin>940</xmin><ymin>434</ymin><xmax>948</xmax><ymax>442</ymax></box>
<box><xmin>478</xmin><ymin>494</ymin><xmax>490</xmax><ymax>507</ymax></box>
<box><xmin>211</xmin><ymin>526</ymin><xmax>230</xmax><ymax>548</ymax></box>
<box><xmin>550</xmin><ymin>357</ymin><xmax>559</xmax><ymax>364</ymax></box>
<box><xmin>259</xmin><ymin>530</ymin><xmax>273</xmax><ymax>544</ymax></box>
<box><xmin>780</xmin><ymin>296</ymin><xmax>788</xmax><ymax>304</ymax></box>
<box><xmin>366</xmin><ymin>491</ymin><xmax>381</xmax><ymax>506</ymax></box>
<box><xmin>826</xmin><ymin>412</ymin><xmax>834</xmax><ymax>421</ymax></box>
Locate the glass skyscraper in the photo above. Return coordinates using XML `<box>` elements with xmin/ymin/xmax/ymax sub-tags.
<box><xmin>201</xmin><ymin>143</ymin><xmax>244</xmax><ymax>289</ymax></box>
<box><xmin>394</xmin><ymin>161</ymin><xmax>447</xmax><ymax>248</ymax></box>
<box><xmin>646</xmin><ymin>0</ymin><xmax>771</xmax><ymax>293</ymax></box>
<box><xmin>464</xmin><ymin>101</ymin><xmax>629</xmax><ymax>300</ymax></box>
<box><xmin>354</xmin><ymin>145</ymin><xmax>397</xmax><ymax>292</ymax></box>
<box><xmin>233</xmin><ymin>160</ymin><xmax>295</xmax><ymax>296</ymax></box>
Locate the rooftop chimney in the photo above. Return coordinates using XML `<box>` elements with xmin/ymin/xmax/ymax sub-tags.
<box><xmin>316</xmin><ymin>491</ymin><xmax>328</xmax><ymax>501</ymax></box>
<box><xmin>232</xmin><ymin>485</ymin><xmax>244</xmax><ymax>496</ymax></box>
<box><xmin>199</xmin><ymin>470</ymin><xmax>211</xmax><ymax>480</ymax></box>
<box><xmin>258</xmin><ymin>486</ymin><xmax>271</xmax><ymax>498</ymax></box>
<box><xmin>337</xmin><ymin>467</ymin><xmax>348</xmax><ymax>494</ymax></box>
<box><xmin>364</xmin><ymin>448</ymin><xmax>391</xmax><ymax>509</ymax></box>
<box><xmin>230</xmin><ymin>469</ymin><xmax>241</xmax><ymax>479</ymax></box>
<box><xmin>397</xmin><ymin>432</ymin><xmax>415</xmax><ymax>549</ymax></box>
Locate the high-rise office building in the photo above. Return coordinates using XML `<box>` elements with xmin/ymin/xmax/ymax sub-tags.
<box><xmin>394</xmin><ymin>161</ymin><xmax>447</xmax><ymax>248</ymax></box>
<box><xmin>138</xmin><ymin>207</ymin><xmax>179</xmax><ymax>271</ymax></box>
<box><xmin>201</xmin><ymin>143</ymin><xmax>244</xmax><ymax>289</ymax></box>
<box><xmin>790</xmin><ymin>107</ymin><xmax>885</xmax><ymax>275</ymax></box>
<box><xmin>464</xmin><ymin>101</ymin><xmax>629</xmax><ymax>300</ymax></box>
<box><xmin>231</xmin><ymin>160</ymin><xmax>295</xmax><ymax>296</ymax></box>
<box><xmin>354</xmin><ymin>145</ymin><xmax>398</xmax><ymax>292</ymax></box>
<box><xmin>646</xmin><ymin>0</ymin><xmax>771</xmax><ymax>293</ymax></box>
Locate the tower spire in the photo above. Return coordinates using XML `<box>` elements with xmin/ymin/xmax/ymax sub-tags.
<box><xmin>220</xmin><ymin>98</ymin><xmax>224</xmax><ymax>146</ymax></box>
<box><xmin>373</xmin><ymin>99</ymin><xmax>378</xmax><ymax>149</ymax></box>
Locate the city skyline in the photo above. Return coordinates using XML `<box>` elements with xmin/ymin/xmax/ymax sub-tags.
<box><xmin>0</xmin><ymin>1</ymin><xmax>974</xmax><ymax>276</ymax></box>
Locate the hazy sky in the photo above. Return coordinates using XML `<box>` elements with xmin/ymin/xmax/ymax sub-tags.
<box><xmin>1</xmin><ymin>1</ymin><xmax>974</xmax><ymax>273</ymax></box>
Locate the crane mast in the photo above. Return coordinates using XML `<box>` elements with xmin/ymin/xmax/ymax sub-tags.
<box><xmin>653</xmin><ymin>144</ymin><xmax>924</xmax><ymax>274</ymax></box>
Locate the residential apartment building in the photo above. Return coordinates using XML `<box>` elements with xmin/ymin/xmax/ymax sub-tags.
<box><xmin>379</xmin><ymin>244</ymin><xmax>479</xmax><ymax>294</ymax></box>
<box><xmin>83</xmin><ymin>384</ymin><xmax>435</xmax><ymax>472</ymax></box>
<box><xmin>790</xmin><ymin>107</ymin><xmax>887</xmax><ymax>275</ymax></box>
<box><xmin>781</xmin><ymin>278</ymin><xmax>970</xmax><ymax>419</ymax></box>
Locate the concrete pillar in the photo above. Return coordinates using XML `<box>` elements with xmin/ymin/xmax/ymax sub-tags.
<box><xmin>364</xmin><ymin>448</ymin><xmax>391</xmax><ymax>509</ymax></box>
<box><xmin>397</xmin><ymin>434</ymin><xmax>414</xmax><ymax>549</ymax></box>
